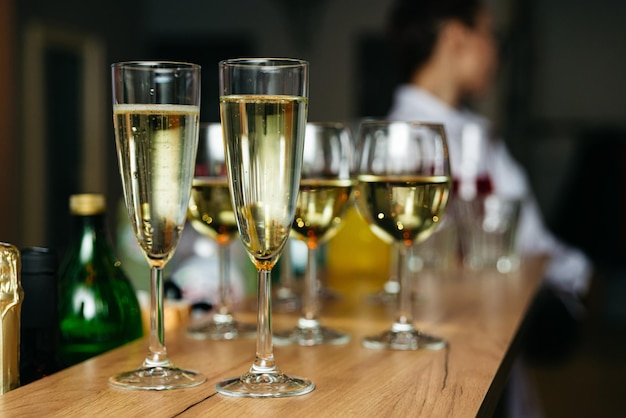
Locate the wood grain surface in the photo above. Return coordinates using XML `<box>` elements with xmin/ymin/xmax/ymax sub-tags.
<box><xmin>0</xmin><ymin>256</ymin><xmax>547</xmax><ymax>418</ymax></box>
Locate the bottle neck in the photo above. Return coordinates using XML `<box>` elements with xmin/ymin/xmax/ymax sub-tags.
<box><xmin>67</xmin><ymin>212</ymin><xmax>114</xmax><ymax>257</ymax></box>
<box><xmin>71</xmin><ymin>212</ymin><xmax>107</xmax><ymax>234</ymax></box>
<box><xmin>60</xmin><ymin>211</ymin><xmax>124</xmax><ymax>285</ymax></box>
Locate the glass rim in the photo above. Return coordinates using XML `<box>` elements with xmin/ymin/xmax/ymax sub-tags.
<box><xmin>219</xmin><ymin>57</ymin><xmax>309</xmax><ymax>69</ymax></box>
<box><xmin>111</xmin><ymin>60</ymin><xmax>201</xmax><ymax>71</ymax></box>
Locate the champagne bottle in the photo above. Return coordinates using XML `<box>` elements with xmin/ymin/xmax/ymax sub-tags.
<box><xmin>58</xmin><ymin>194</ymin><xmax>143</xmax><ymax>367</ymax></box>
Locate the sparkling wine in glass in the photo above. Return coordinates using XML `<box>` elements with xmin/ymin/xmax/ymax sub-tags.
<box><xmin>274</xmin><ymin>122</ymin><xmax>354</xmax><ymax>346</ymax></box>
<box><xmin>110</xmin><ymin>61</ymin><xmax>205</xmax><ymax>389</ymax></box>
<box><xmin>356</xmin><ymin>120</ymin><xmax>451</xmax><ymax>350</ymax></box>
<box><xmin>186</xmin><ymin>123</ymin><xmax>256</xmax><ymax>340</ymax></box>
<box><xmin>216</xmin><ymin>58</ymin><xmax>314</xmax><ymax>397</ymax></box>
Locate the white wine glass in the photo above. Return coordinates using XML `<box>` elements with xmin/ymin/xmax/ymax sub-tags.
<box><xmin>110</xmin><ymin>61</ymin><xmax>205</xmax><ymax>389</ymax></box>
<box><xmin>186</xmin><ymin>123</ymin><xmax>256</xmax><ymax>340</ymax></box>
<box><xmin>356</xmin><ymin>120</ymin><xmax>451</xmax><ymax>350</ymax></box>
<box><xmin>216</xmin><ymin>58</ymin><xmax>314</xmax><ymax>397</ymax></box>
<box><xmin>274</xmin><ymin>122</ymin><xmax>354</xmax><ymax>346</ymax></box>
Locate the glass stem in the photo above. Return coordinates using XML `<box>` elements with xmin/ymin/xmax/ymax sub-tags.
<box><xmin>302</xmin><ymin>246</ymin><xmax>319</xmax><ymax>322</ymax></box>
<box><xmin>217</xmin><ymin>244</ymin><xmax>232</xmax><ymax>317</ymax></box>
<box><xmin>385</xmin><ymin>242</ymin><xmax>401</xmax><ymax>294</ymax></box>
<box><xmin>394</xmin><ymin>243</ymin><xmax>414</xmax><ymax>329</ymax></box>
<box><xmin>251</xmin><ymin>268</ymin><xmax>276</xmax><ymax>374</ymax></box>
<box><xmin>145</xmin><ymin>265</ymin><xmax>170</xmax><ymax>367</ymax></box>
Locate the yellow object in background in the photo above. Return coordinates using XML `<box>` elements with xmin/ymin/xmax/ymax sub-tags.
<box><xmin>137</xmin><ymin>291</ymin><xmax>191</xmax><ymax>335</ymax></box>
<box><xmin>326</xmin><ymin>205</ymin><xmax>391</xmax><ymax>296</ymax></box>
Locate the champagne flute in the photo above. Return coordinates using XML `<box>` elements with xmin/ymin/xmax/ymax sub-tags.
<box><xmin>356</xmin><ymin>120</ymin><xmax>451</xmax><ymax>350</ymax></box>
<box><xmin>274</xmin><ymin>122</ymin><xmax>354</xmax><ymax>346</ymax></box>
<box><xmin>216</xmin><ymin>58</ymin><xmax>314</xmax><ymax>397</ymax></box>
<box><xmin>187</xmin><ymin>123</ymin><xmax>256</xmax><ymax>340</ymax></box>
<box><xmin>110</xmin><ymin>61</ymin><xmax>205</xmax><ymax>389</ymax></box>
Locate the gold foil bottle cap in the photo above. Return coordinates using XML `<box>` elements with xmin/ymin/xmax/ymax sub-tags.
<box><xmin>69</xmin><ymin>194</ymin><xmax>106</xmax><ymax>216</ymax></box>
<box><xmin>0</xmin><ymin>242</ymin><xmax>22</xmax><ymax>394</ymax></box>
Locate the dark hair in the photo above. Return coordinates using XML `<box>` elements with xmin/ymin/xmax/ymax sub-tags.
<box><xmin>386</xmin><ymin>0</ymin><xmax>484</xmax><ymax>82</ymax></box>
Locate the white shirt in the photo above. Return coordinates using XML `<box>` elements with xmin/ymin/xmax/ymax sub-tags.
<box><xmin>388</xmin><ymin>85</ymin><xmax>592</xmax><ymax>296</ymax></box>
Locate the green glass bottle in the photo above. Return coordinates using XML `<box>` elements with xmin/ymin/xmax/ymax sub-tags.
<box><xmin>58</xmin><ymin>194</ymin><xmax>143</xmax><ymax>367</ymax></box>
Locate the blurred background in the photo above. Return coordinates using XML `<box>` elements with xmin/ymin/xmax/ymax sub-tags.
<box><xmin>1</xmin><ymin>0</ymin><xmax>626</xmax><ymax>415</ymax></box>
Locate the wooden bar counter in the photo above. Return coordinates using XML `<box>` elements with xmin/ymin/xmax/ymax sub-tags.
<box><xmin>0</xmin><ymin>256</ymin><xmax>547</xmax><ymax>417</ymax></box>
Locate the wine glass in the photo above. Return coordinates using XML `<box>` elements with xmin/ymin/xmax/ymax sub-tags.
<box><xmin>186</xmin><ymin>123</ymin><xmax>256</xmax><ymax>340</ymax></box>
<box><xmin>216</xmin><ymin>58</ymin><xmax>314</xmax><ymax>397</ymax></box>
<box><xmin>355</xmin><ymin>120</ymin><xmax>451</xmax><ymax>350</ymax></box>
<box><xmin>274</xmin><ymin>122</ymin><xmax>354</xmax><ymax>346</ymax></box>
<box><xmin>110</xmin><ymin>61</ymin><xmax>205</xmax><ymax>389</ymax></box>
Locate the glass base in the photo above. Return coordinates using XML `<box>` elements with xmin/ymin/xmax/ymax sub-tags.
<box><xmin>273</xmin><ymin>318</ymin><xmax>350</xmax><ymax>346</ymax></box>
<box><xmin>109</xmin><ymin>365</ymin><xmax>206</xmax><ymax>390</ymax></box>
<box><xmin>216</xmin><ymin>371</ymin><xmax>314</xmax><ymax>398</ymax></box>
<box><xmin>187</xmin><ymin>313</ymin><xmax>256</xmax><ymax>340</ymax></box>
<box><xmin>362</xmin><ymin>324</ymin><xmax>446</xmax><ymax>350</ymax></box>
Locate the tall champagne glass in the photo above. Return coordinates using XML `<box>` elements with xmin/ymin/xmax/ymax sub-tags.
<box><xmin>274</xmin><ymin>122</ymin><xmax>354</xmax><ymax>346</ymax></box>
<box><xmin>110</xmin><ymin>61</ymin><xmax>205</xmax><ymax>389</ymax></box>
<box><xmin>216</xmin><ymin>58</ymin><xmax>314</xmax><ymax>397</ymax></box>
<box><xmin>356</xmin><ymin>120</ymin><xmax>451</xmax><ymax>350</ymax></box>
<box><xmin>187</xmin><ymin>123</ymin><xmax>256</xmax><ymax>339</ymax></box>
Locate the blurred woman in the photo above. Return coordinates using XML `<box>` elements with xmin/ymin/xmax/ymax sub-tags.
<box><xmin>386</xmin><ymin>0</ymin><xmax>591</xmax><ymax>299</ymax></box>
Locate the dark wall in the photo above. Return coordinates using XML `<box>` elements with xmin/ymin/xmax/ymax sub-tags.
<box><xmin>16</xmin><ymin>0</ymin><xmax>145</xmax><ymax>252</ymax></box>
